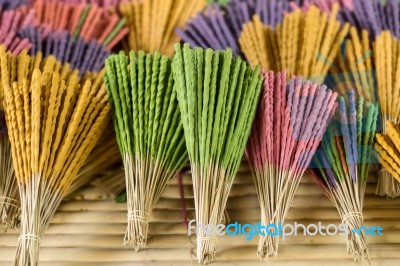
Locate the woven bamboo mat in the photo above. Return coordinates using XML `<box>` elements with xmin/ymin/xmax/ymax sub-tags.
<box><xmin>1</xmin><ymin>163</ymin><xmax>400</xmax><ymax>266</ymax></box>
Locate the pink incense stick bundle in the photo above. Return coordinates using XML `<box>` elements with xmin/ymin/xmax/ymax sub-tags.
<box><xmin>246</xmin><ymin>71</ymin><xmax>338</xmax><ymax>259</ymax></box>
<box><xmin>0</xmin><ymin>6</ymin><xmax>34</xmax><ymax>54</ymax></box>
<box><xmin>32</xmin><ymin>0</ymin><xmax>128</xmax><ymax>50</ymax></box>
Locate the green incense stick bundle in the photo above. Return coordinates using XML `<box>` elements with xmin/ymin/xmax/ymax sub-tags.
<box><xmin>172</xmin><ymin>43</ymin><xmax>263</xmax><ymax>264</ymax></box>
<box><xmin>104</xmin><ymin>51</ymin><xmax>188</xmax><ymax>250</ymax></box>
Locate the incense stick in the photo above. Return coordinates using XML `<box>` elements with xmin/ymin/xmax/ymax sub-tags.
<box><xmin>1</xmin><ymin>49</ymin><xmax>110</xmax><ymax>265</ymax></box>
<box><xmin>173</xmin><ymin>43</ymin><xmax>263</xmax><ymax>263</ymax></box>
<box><xmin>240</xmin><ymin>5</ymin><xmax>349</xmax><ymax>81</ymax></box>
<box><xmin>104</xmin><ymin>51</ymin><xmax>188</xmax><ymax>250</ymax></box>
<box><xmin>373</xmin><ymin>31</ymin><xmax>400</xmax><ymax>197</ymax></box>
<box><xmin>246</xmin><ymin>71</ymin><xmax>337</xmax><ymax>259</ymax></box>
<box><xmin>310</xmin><ymin>89</ymin><xmax>378</xmax><ymax>263</ymax></box>
<box><xmin>119</xmin><ymin>0</ymin><xmax>205</xmax><ymax>56</ymax></box>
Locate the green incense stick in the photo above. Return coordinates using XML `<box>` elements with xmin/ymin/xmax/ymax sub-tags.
<box><xmin>104</xmin><ymin>51</ymin><xmax>188</xmax><ymax>251</ymax></box>
<box><xmin>173</xmin><ymin>43</ymin><xmax>263</xmax><ymax>264</ymax></box>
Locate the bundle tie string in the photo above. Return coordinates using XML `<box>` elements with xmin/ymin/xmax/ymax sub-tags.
<box><xmin>0</xmin><ymin>197</ymin><xmax>19</xmax><ymax>209</ymax></box>
<box><xmin>18</xmin><ymin>234</ymin><xmax>41</xmax><ymax>244</ymax></box>
<box><xmin>127</xmin><ymin>210</ymin><xmax>149</xmax><ymax>224</ymax></box>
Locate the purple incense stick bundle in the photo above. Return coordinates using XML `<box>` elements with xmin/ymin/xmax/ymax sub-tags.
<box><xmin>0</xmin><ymin>0</ymin><xmax>30</xmax><ymax>10</ymax></box>
<box><xmin>339</xmin><ymin>0</ymin><xmax>400</xmax><ymax>40</ymax></box>
<box><xmin>177</xmin><ymin>0</ymin><xmax>291</xmax><ymax>56</ymax></box>
<box><xmin>246</xmin><ymin>71</ymin><xmax>338</xmax><ymax>259</ymax></box>
<box><xmin>18</xmin><ymin>26</ymin><xmax>110</xmax><ymax>73</ymax></box>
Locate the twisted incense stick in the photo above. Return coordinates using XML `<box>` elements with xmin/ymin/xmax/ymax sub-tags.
<box><xmin>375</xmin><ymin>121</ymin><xmax>400</xmax><ymax>182</ymax></box>
<box><xmin>374</xmin><ymin>31</ymin><xmax>400</xmax><ymax>197</ymax></box>
<box><xmin>104</xmin><ymin>51</ymin><xmax>188</xmax><ymax>251</ymax></box>
<box><xmin>246</xmin><ymin>71</ymin><xmax>337</xmax><ymax>259</ymax></box>
<box><xmin>119</xmin><ymin>0</ymin><xmax>205</xmax><ymax>56</ymax></box>
<box><xmin>1</xmin><ymin>49</ymin><xmax>110</xmax><ymax>266</ymax></box>
<box><xmin>310</xmin><ymin>90</ymin><xmax>378</xmax><ymax>263</ymax></box>
<box><xmin>240</xmin><ymin>5</ymin><xmax>349</xmax><ymax>81</ymax></box>
<box><xmin>173</xmin><ymin>44</ymin><xmax>263</xmax><ymax>264</ymax></box>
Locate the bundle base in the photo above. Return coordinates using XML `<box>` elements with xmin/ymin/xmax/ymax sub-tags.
<box><xmin>124</xmin><ymin>211</ymin><xmax>149</xmax><ymax>251</ymax></box>
<box><xmin>342</xmin><ymin>213</ymin><xmax>370</xmax><ymax>263</ymax></box>
<box><xmin>197</xmin><ymin>237</ymin><xmax>217</xmax><ymax>264</ymax></box>
<box><xmin>376</xmin><ymin>169</ymin><xmax>400</xmax><ymax>198</ymax></box>
<box><xmin>257</xmin><ymin>234</ymin><xmax>279</xmax><ymax>259</ymax></box>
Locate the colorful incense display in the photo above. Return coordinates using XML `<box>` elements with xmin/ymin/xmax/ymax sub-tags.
<box><xmin>240</xmin><ymin>5</ymin><xmax>349</xmax><ymax>81</ymax></box>
<box><xmin>246</xmin><ymin>71</ymin><xmax>337</xmax><ymax>258</ymax></box>
<box><xmin>310</xmin><ymin>90</ymin><xmax>378</xmax><ymax>262</ymax></box>
<box><xmin>119</xmin><ymin>0</ymin><xmax>205</xmax><ymax>56</ymax></box>
<box><xmin>375</xmin><ymin>121</ymin><xmax>400</xmax><ymax>183</ymax></box>
<box><xmin>173</xmin><ymin>43</ymin><xmax>263</xmax><ymax>263</ymax></box>
<box><xmin>373</xmin><ymin>31</ymin><xmax>400</xmax><ymax>197</ymax></box>
<box><xmin>104</xmin><ymin>51</ymin><xmax>188</xmax><ymax>250</ymax></box>
<box><xmin>1</xmin><ymin>49</ymin><xmax>110</xmax><ymax>265</ymax></box>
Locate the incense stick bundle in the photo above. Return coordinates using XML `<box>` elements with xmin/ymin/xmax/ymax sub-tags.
<box><xmin>119</xmin><ymin>0</ymin><xmax>205</xmax><ymax>56</ymax></box>
<box><xmin>310</xmin><ymin>90</ymin><xmax>378</xmax><ymax>262</ymax></box>
<box><xmin>339</xmin><ymin>0</ymin><xmax>399</xmax><ymax>41</ymax></box>
<box><xmin>1</xmin><ymin>51</ymin><xmax>110</xmax><ymax>265</ymax></box>
<box><xmin>173</xmin><ymin>43</ymin><xmax>263</xmax><ymax>263</ymax></box>
<box><xmin>0</xmin><ymin>0</ymin><xmax>29</xmax><ymax>10</ymax></box>
<box><xmin>373</xmin><ymin>31</ymin><xmax>400</xmax><ymax>197</ymax></box>
<box><xmin>15</xmin><ymin>0</ymin><xmax>128</xmax><ymax>73</ymax></box>
<box><xmin>104</xmin><ymin>51</ymin><xmax>188</xmax><ymax>250</ymax></box>
<box><xmin>375</xmin><ymin>121</ymin><xmax>400</xmax><ymax>183</ymax></box>
<box><xmin>0</xmin><ymin>7</ymin><xmax>34</xmax><ymax>54</ymax></box>
<box><xmin>291</xmin><ymin>0</ymin><xmax>353</xmax><ymax>13</ymax></box>
<box><xmin>177</xmin><ymin>0</ymin><xmax>291</xmax><ymax>56</ymax></box>
<box><xmin>328</xmin><ymin>27</ymin><xmax>376</xmax><ymax>102</ymax></box>
<box><xmin>240</xmin><ymin>5</ymin><xmax>349</xmax><ymax>81</ymax></box>
<box><xmin>246</xmin><ymin>71</ymin><xmax>337</xmax><ymax>259</ymax></box>
<box><xmin>66</xmin><ymin>123</ymin><xmax>121</xmax><ymax>196</ymax></box>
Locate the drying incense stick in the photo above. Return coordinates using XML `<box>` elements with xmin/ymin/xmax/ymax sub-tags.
<box><xmin>339</xmin><ymin>0</ymin><xmax>399</xmax><ymax>41</ymax></box>
<box><xmin>240</xmin><ymin>5</ymin><xmax>349</xmax><ymax>81</ymax></box>
<box><xmin>246</xmin><ymin>71</ymin><xmax>337</xmax><ymax>259</ymax></box>
<box><xmin>32</xmin><ymin>0</ymin><xmax>128</xmax><ymax>50</ymax></box>
<box><xmin>310</xmin><ymin>90</ymin><xmax>378</xmax><ymax>262</ymax></box>
<box><xmin>0</xmin><ymin>7</ymin><xmax>34</xmax><ymax>54</ymax></box>
<box><xmin>328</xmin><ymin>27</ymin><xmax>376</xmax><ymax>102</ymax></box>
<box><xmin>373</xmin><ymin>31</ymin><xmax>400</xmax><ymax>197</ymax></box>
<box><xmin>173</xmin><ymin>43</ymin><xmax>263</xmax><ymax>263</ymax></box>
<box><xmin>104</xmin><ymin>51</ymin><xmax>188</xmax><ymax>250</ymax></box>
<box><xmin>119</xmin><ymin>0</ymin><xmax>205</xmax><ymax>56</ymax></box>
<box><xmin>1</xmin><ymin>50</ymin><xmax>110</xmax><ymax>265</ymax></box>
<box><xmin>177</xmin><ymin>0</ymin><xmax>291</xmax><ymax>56</ymax></box>
<box><xmin>375</xmin><ymin>121</ymin><xmax>400</xmax><ymax>183</ymax></box>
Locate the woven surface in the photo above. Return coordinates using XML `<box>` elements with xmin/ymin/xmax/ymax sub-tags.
<box><xmin>1</xmin><ymin>164</ymin><xmax>399</xmax><ymax>266</ymax></box>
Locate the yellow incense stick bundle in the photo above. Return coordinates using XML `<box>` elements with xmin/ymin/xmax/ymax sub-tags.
<box><xmin>331</xmin><ymin>27</ymin><xmax>375</xmax><ymax>102</ymax></box>
<box><xmin>239</xmin><ymin>5</ymin><xmax>349</xmax><ymax>81</ymax></box>
<box><xmin>120</xmin><ymin>0</ymin><xmax>206</xmax><ymax>56</ymax></box>
<box><xmin>0</xmin><ymin>49</ymin><xmax>110</xmax><ymax>265</ymax></box>
<box><xmin>374</xmin><ymin>31</ymin><xmax>400</xmax><ymax>197</ymax></box>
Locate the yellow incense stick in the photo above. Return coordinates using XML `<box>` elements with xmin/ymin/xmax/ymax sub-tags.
<box><xmin>239</xmin><ymin>5</ymin><xmax>349</xmax><ymax>81</ymax></box>
<box><xmin>120</xmin><ymin>0</ymin><xmax>205</xmax><ymax>56</ymax></box>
